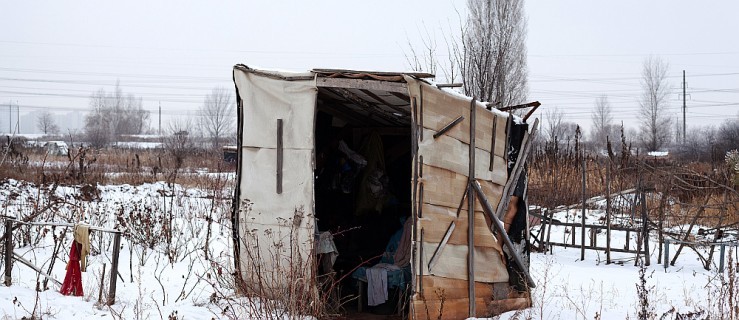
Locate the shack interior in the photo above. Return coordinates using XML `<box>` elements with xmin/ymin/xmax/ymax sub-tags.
<box><xmin>312</xmin><ymin>70</ymin><xmax>423</xmax><ymax>315</ymax></box>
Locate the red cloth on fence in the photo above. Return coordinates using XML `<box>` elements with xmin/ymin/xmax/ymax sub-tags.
<box><xmin>60</xmin><ymin>241</ymin><xmax>83</xmax><ymax>296</ymax></box>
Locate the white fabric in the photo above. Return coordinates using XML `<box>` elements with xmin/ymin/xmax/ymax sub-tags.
<box><xmin>233</xmin><ymin>67</ymin><xmax>318</xmax><ymax>295</ymax></box>
<box><xmin>317</xmin><ymin>231</ymin><xmax>339</xmax><ymax>272</ymax></box>
<box><xmin>366</xmin><ymin>267</ymin><xmax>388</xmax><ymax>306</ymax></box>
<box><xmin>234</xmin><ymin>68</ymin><xmax>316</xmax><ymax>150</ymax></box>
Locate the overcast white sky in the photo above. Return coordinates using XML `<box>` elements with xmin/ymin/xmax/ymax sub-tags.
<box><xmin>1</xmin><ymin>0</ymin><xmax>738</xmax><ymax>134</ymax></box>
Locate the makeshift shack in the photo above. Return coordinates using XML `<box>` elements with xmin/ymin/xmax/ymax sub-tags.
<box><xmin>231</xmin><ymin>65</ymin><xmax>537</xmax><ymax>319</ymax></box>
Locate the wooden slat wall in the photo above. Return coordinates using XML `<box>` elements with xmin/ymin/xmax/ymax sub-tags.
<box><xmin>406</xmin><ymin>77</ymin><xmax>524</xmax><ymax>319</ymax></box>
<box><xmin>419</xmin><ymin>129</ymin><xmax>507</xmax><ymax>186</ymax></box>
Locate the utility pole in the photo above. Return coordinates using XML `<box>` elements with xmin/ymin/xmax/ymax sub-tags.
<box><xmin>682</xmin><ymin>70</ymin><xmax>686</xmax><ymax>144</ymax></box>
<box><xmin>16</xmin><ymin>101</ymin><xmax>20</xmax><ymax>134</ymax></box>
<box><xmin>158</xmin><ymin>101</ymin><xmax>162</xmax><ymax>136</ymax></box>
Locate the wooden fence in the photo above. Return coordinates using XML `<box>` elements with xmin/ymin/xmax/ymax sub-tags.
<box><xmin>2</xmin><ymin>215</ymin><xmax>122</xmax><ymax>305</ymax></box>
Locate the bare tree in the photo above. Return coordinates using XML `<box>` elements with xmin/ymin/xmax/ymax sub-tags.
<box><xmin>85</xmin><ymin>82</ymin><xmax>150</xmax><ymax>147</ymax></box>
<box><xmin>460</xmin><ymin>0</ymin><xmax>528</xmax><ymax>105</ymax></box>
<box><xmin>404</xmin><ymin>0</ymin><xmax>528</xmax><ymax>108</ymax></box>
<box><xmin>543</xmin><ymin>107</ymin><xmax>565</xmax><ymax>142</ymax></box>
<box><xmin>163</xmin><ymin>118</ymin><xmax>195</xmax><ymax>171</ymax></box>
<box><xmin>590</xmin><ymin>95</ymin><xmax>616</xmax><ymax>150</ymax></box>
<box><xmin>199</xmin><ymin>87</ymin><xmax>235</xmax><ymax>148</ymax></box>
<box><xmin>36</xmin><ymin>111</ymin><xmax>59</xmax><ymax>135</ymax></box>
<box><xmin>638</xmin><ymin>56</ymin><xmax>672</xmax><ymax>151</ymax></box>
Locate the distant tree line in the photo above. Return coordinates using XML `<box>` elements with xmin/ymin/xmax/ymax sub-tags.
<box><xmin>85</xmin><ymin>82</ymin><xmax>150</xmax><ymax>147</ymax></box>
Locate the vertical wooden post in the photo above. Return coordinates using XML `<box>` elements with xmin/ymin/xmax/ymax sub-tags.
<box><xmin>606</xmin><ymin>163</ymin><xmax>612</xmax><ymax>264</ymax></box>
<box><xmin>642</xmin><ymin>192</ymin><xmax>650</xmax><ymax>266</ymax></box>
<box><xmin>467</xmin><ymin>98</ymin><xmax>476</xmax><ymax>317</ymax></box>
<box><xmin>489</xmin><ymin>115</ymin><xmax>497</xmax><ymax>171</ymax></box>
<box><xmin>276</xmin><ymin>119</ymin><xmax>283</xmax><ymax>194</ymax></box>
<box><xmin>107</xmin><ymin>232</ymin><xmax>121</xmax><ymax>305</ymax></box>
<box><xmin>4</xmin><ymin>220</ymin><xmax>12</xmax><ymax>286</ymax></box>
<box><xmin>719</xmin><ymin>244</ymin><xmax>726</xmax><ymax>273</ymax></box>
<box><xmin>581</xmin><ymin>154</ymin><xmax>586</xmax><ymax>261</ymax></box>
<box><xmin>98</xmin><ymin>263</ymin><xmax>107</xmax><ymax>305</ymax></box>
<box><xmin>545</xmin><ymin>209</ymin><xmax>554</xmax><ymax>254</ymax></box>
<box><xmin>663</xmin><ymin>239</ymin><xmax>670</xmax><ymax>271</ymax></box>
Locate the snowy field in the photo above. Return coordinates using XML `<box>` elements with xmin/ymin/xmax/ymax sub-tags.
<box><xmin>1</xmin><ymin>178</ymin><xmax>735</xmax><ymax>319</ymax></box>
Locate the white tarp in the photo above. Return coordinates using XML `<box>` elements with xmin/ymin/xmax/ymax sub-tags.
<box><xmin>233</xmin><ymin>67</ymin><xmax>317</xmax><ymax>295</ymax></box>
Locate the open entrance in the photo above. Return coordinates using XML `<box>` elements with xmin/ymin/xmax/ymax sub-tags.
<box><xmin>313</xmin><ymin>85</ymin><xmax>413</xmax><ymax>316</ymax></box>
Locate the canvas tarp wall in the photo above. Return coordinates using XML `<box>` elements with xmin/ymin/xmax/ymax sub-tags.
<box><xmin>232</xmin><ymin>67</ymin><xmax>317</xmax><ymax>296</ymax></box>
<box><xmin>405</xmin><ymin>76</ymin><xmax>529</xmax><ymax>319</ymax></box>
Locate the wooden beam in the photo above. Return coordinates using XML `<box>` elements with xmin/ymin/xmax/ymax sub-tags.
<box><xmin>427</xmin><ymin>222</ymin><xmax>455</xmax><ymax>272</ymax></box>
<box><xmin>359</xmin><ymin>89</ymin><xmax>409</xmax><ymax>116</ymax></box>
<box><xmin>467</xmin><ymin>98</ymin><xmax>476</xmax><ymax>317</ymax></box>
<box><xmin>12</xmin><ymin>252</ymin><xmax>61</xmax><ymax>286</ymax></box>
<box><xmin>317</xmin><ymin>98</ymin><xmax>383</xmax><ymax>126</ymax></box>
<box><xmin>326</xmin><ymin>87</ymin><xmax>404</xmax><ymax>126</ymax></box>
<box><xmin>498</xmin><ymin>101</ymin><xmax>541</xmax><ymax>112</ymax></box>
<box><xmin>436</xmin><ymin>83</ymin><xmax>463</xmax><ymax>88</ymax></box>
<box><xmin>276</xmin><ymin>119</ymin><xmax>283</xmax><ymax>194</ymax></box>
<box><xmin>432</xmin><ymin>115</ymin><xmax>465</xmax><ymax>140</ymax></box>
<box><xmin>471</xmin><ymin>181</ymin><xmax>536</xmax><ymax>288</ymax></box>
<box><xmin>316</xmin><ymin>77</ymin><xmax>408</xmax><ymax>94</ymax></box>
<box><xmin>489</xmin><ymin>115</ymin><xmax>498</xmax><ymax>171</ymax></box>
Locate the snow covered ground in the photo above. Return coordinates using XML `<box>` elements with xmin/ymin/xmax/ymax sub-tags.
<box><xmin>496</xmin><ymin>205</ymin><xmax>736</xmax><ymax>320</ymax></box>
<box><xmin>1</xmin><ymin>179</ymin><xmax>735</xmax><ymax>319</ymax></box>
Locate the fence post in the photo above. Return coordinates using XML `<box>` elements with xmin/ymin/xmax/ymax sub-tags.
<box><xmin>719</xmin><ymin>244</ymin><xmax>726</xmax><ymax>273</ymax></box>
<box><xmin>581</xmin><ymin>154</ymin><xmax>586</xmax><ymax>261</ymax></box>
<box><xmin>107</xmin><ymin>231</ymin><xmax>121</xmax><ymax>305</ymax></box>
<box><xmin>4</xmin><ymin>220</ymin><xmax>12</xmax><ymax>286</ymax></box>
<box><xmin>663</xmin><ymin>239</ymin><xmax>670</xmax><ymax>271</ymax></box>
<box><xmin>606</xmin><ymin>163</ymin><xmax>612</xmax><ymax>265</ymax></box>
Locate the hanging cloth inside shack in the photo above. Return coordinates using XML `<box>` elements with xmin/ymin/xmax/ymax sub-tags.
<box><xmin>354</xmin><ymin>131</ymin><xmax>386</xmax><ymax>216</ymax></box>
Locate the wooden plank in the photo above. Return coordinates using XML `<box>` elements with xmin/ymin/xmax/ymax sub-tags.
<box><xmin>276</xmin><ymin>119</ymin><xmax>283</xmax><ymax>194</ymax></box>
<box><xmin>413</xmin><ymin>295</ymin><xmax>531</xmax><ymax>320</ymax></box>
<box><xmin>418</xmin><ymin>204</ymin><xmax>502</xmax><ymax>249</ymax></box>
<box><xmin>427</xmin><ymin>221</ymin><xmax>455</xmax><ymax>272</ymax></box>
<box><xmin>315</xmin><ymin>77</ymin><xmax>408</xmax><ymax>93</ymax></box>
<box><xmin>419</xmin><ymin>135</ymin><xmax>507</xmax><ymax>186</ymax></box>
<box><xmin>416</xmin><ymin>276</ymin><xmax>495</xmax><ymax>300</ymax></box>
<box><xmin>417</xmin><ymin>242</ymin><xmax>508</xmax><ymax>283</ymax></box>
<box><xmin>413</xmin><ymin>296</ymin><xmax>488</xmax><ymax>320</ymax></box>
<box><xmin>411</xmin><ymin>80</ymin><xmax>508</xmax><ymax>156</ymax></box>
<box><xmin>421</xmin><ymin>164</ymin><xmax>503</xmax><ymax>212</ymax></box>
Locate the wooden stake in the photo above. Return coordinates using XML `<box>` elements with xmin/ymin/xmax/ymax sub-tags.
<box><xmin>107</xmin><ymin>232</ymin><xmax>121</xmax><ymax>305</ymax></box>
<box><xmin>4</xmin><ymin>220</ymin><xmax>12</xmax><ymax>286</ymax></box>
<box><xmin>98</xmin><ymin>263</ymin><xmax>107</xmax><ymax>305</ymax></box>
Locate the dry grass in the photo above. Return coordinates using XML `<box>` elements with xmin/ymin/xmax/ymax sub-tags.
<box><xmin>1</xmin><ymin>146</ymin><xmax>235</xmax><ymax>188</ymax></box>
